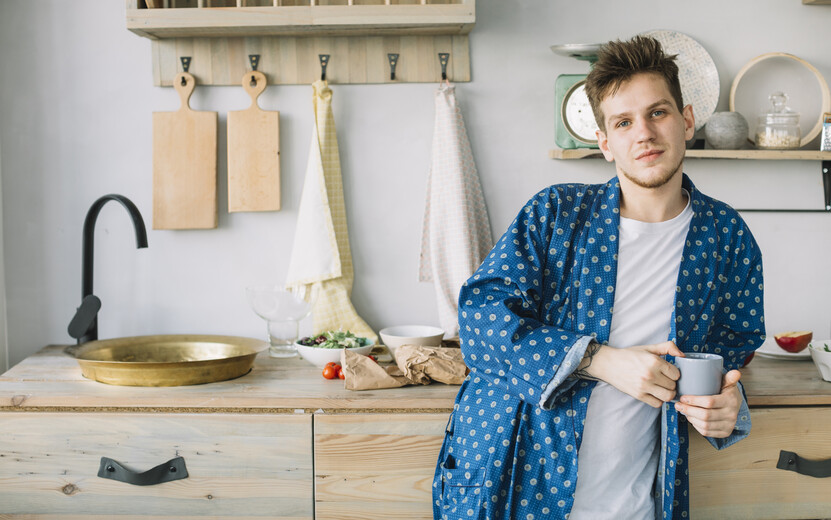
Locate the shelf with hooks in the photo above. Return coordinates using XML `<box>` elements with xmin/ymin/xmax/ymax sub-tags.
<box><xmin>126</xmin><ymin>0</ymin><xmax>474</xmax><ymax>86</ymax></box>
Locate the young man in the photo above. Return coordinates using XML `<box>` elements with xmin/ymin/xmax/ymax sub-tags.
<box><xmin>432</xmin><ymin>36</ymin><xmax>765</xmax><ymax>520</ymax></box>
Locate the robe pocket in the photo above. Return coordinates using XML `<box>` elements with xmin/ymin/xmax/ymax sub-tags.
<box><xmin>444</xmin><ymin>466</ymin><xmax>486</xmax><ymax>488</ymax></box>
<box><xmin>440</xmin><ymin>466</ymin><xmax>486</xmax><ymax>513</ymax></box>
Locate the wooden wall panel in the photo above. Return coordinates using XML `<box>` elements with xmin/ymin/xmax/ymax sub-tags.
<box><xmin>151</xmin><ymin>34</ymin><xmax>469</xmax><ymax>86</ymax></box>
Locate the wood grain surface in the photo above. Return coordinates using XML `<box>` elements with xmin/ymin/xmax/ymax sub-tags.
<box><xmin>151</xmin><ymin>34</ymin><xmax>470</xmax><ymax>86</ymax></box>
<box><xmin>314</xmin><ymin>414</ymin><xmax>446</xmax><ymax>520</ymax></box>
<box><xmin>689</xmin><ymin>406</ymin><xmax>831</xmax><ymax>519</ymax></box>
<box><xmin>0</xmin><ymin>412</ymin><xmax>312</xmax><ymax>518</ymax></box>
<box><xmin>2</xmin><ymin>348</ymin><xmax>829</xmax><ymax>412</ymax></box>
<box><xmin>0</xmin><ymin>346</ymin><xmax>460</xmax><ymax>411</ymax></box>
<box><xmin>153</xmin><ymin>72</ymin><xmax>218</xmax><ymax>229</ymax></box>
<box><xmin>227</xmin><ymin>70</ymin><xmax>281</xmax><ymax>212</ymax></box>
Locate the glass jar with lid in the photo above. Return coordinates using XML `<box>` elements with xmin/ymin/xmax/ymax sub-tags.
<box><xmin>754</xmin><ymin>91</ymin><xmax>801</xmax><ymax>149</ymax></box>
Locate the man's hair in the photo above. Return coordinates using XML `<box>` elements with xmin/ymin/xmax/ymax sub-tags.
<box><xmin>584</xmin><ymin>35</ymin><xmax>684</xmax><ymax>131</ymax></box>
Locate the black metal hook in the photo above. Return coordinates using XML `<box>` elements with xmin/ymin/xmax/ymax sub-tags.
<box><xmin>319</xmin><ymin>54</ymin><xmax>330</xmax><ymax>81</ymax></box>
<box><xmin>248</xmin><ymin>54</ymin><xmax>260</xmax><ymax>86</ymax></box>
<box><xmin>180</xmin><ymin>56</ymin><xmax>192</xmax><ymax>86</ymax></box>
<box><xmin>438</xmin><ymin>53</ymin><xmax>449</xmax><ymax>81</ymax></box>
<box><xmin>249</xmin><ymin>54</ymin><xmax>260</xmax><ymax>71</ymax></box>
<box><xmin>388</xmin><ymin>53</ymin><xmax>399</xmax><ymax>81</ymax></box>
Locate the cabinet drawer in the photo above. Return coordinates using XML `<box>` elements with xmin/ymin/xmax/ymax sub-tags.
<box><xmin>0</xmin><ymin>412</ymin><xmax>313</xmax><ymax>518</ymax></box>
<box><xmin>313</xmin><ymin>413</ymin><xmax>448</xmax><ymax>520</ymax></box>
<box><xmin>690</xmin><ymin>406</ymin><xmax>831</xmax><ymax>519</ymax></box>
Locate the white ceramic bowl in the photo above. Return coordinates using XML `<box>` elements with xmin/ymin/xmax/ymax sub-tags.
<box><xmin>379</xmin><ymin>325</ymin><xmax>444</xmax><ymax>362</ymax></box>
<box><xmin>808</xmin><ymin>340</ymin><xmax>831</xmax><ymax>382</ymax></box>
<box><xmin>295</xmin><ymin>340</ymin><xmax>374</xmax><ymax>368</ymax></box>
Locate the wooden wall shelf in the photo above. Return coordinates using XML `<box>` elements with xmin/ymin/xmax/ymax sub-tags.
<box><xmin>549</xmin><ymin>148</ymin><xmax>831</xmax><ymax>161</ymax></box>
<box><xmin>127</xmin><ymin>2</ymin><xmax>475</xmax><ymax>39</ymax></box>
<box><xmin>126</xmin><ymin>0</ymin><xmax>475</xmax><ymax>86</ymax></box>
<box><xmin>549</xmin><ymin>148</ymin><xmax>831</xmax><ymax>212</ymax></box>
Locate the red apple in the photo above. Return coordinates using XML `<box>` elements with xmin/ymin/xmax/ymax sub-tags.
<box><xmin>742</xmin><ymin>352</ymin><xmax>755</xmax><ymax>367</ymax></box>
<box><xmin>774</xmin><ymin>331</ymin><xmax>813</xmax><ymax>353</ymax></box>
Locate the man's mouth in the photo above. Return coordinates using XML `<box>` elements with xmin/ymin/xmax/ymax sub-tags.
<box><xmin>636</xmin><ymin>149</ymin><xmax>664</xmax><ymax>162</ymax></box>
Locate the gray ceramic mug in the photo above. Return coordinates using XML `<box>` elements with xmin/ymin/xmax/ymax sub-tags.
<box><xmin>674</xmin><ymin>353</ymin><xmax>724</xmax><ymax>397</ymax></box>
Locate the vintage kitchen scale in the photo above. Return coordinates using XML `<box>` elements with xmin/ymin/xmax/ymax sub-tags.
<box><xmin>552</xmin><ymin>43</ymin><xmax>603</xmax><ymax>149</ymax></box>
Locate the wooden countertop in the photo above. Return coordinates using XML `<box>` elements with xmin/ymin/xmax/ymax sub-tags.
<box><xmin>0</xmin><ymin>346</ymin><xmax>459</xmax><ymax>412</ymax></box>
<box><xmin>1</xmin><ymin>346</ymin><xmax>830</xmax><ymax>412</ymax></box>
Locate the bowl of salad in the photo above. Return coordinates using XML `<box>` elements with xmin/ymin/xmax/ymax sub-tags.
<box><xmin>295</xmin><ymin>330</ymin><xmax>374</xmax><ymax>368</ymax></box>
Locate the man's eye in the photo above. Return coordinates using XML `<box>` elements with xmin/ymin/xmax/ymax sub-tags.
<box><xmin>652</xmin><ymin>110</ymin><xmax>666</xmax><ymax>117</ymax></box>
<box><xmin>617</xmin><ymin>120</ymin><xmax>630</xmax><ymax>128</ymax></box>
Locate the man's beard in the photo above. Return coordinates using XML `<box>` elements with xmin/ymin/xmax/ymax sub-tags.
<box><xmin>619</xmin><ymin>155</ymin><xmax>684</xmax><ymax>189</ymax></box>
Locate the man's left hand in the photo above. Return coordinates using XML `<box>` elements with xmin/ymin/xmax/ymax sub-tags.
<box><xmin>674</xmin><ymin>370</ymin><xmax>742</xmax><ymax>439</ymax></box>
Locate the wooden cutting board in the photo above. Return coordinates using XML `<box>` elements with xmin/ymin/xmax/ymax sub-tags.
<box><xmin>227</xmin><ymin>70</ymin><xmax>281</xmax><ymax>212</ymax></box>
<box><xmin>152</xmin><ymin>72</ymin><xmax>218</xmax><ymax>229</ymax></box>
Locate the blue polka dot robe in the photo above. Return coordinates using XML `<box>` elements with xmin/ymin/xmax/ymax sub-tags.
<box><xmin>433</xmin><ymin>174</ymin><xmax>765</xmax><ymax>520</ymax></box>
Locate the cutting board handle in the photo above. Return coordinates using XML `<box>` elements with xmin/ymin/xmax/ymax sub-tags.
<box><xmin>174</xmin><ymin>72</ymin><xmax>196</xmax><ymax>112</ymax></box>
<box><xmin>242</xmin><ymin>71</ymin><xmax>267</xmax><ymax>110</ymax></box>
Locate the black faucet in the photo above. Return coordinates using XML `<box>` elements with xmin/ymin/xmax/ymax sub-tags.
<box><xmin>67</xmin><ymin>195</ymin><xmax>148</xmax><ymax>345</ymax></box>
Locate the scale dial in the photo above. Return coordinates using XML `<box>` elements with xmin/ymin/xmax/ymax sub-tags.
<box><xmin>562</xmin><ymin>80</ymin><xmax>599</xmax><ymax>145</ymax></box>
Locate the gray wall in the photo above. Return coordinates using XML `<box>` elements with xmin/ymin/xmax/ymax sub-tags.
<box><xmin>1</xmin><ymin>0</ymin><xmax>830</xmax><ymax>367</ymax></box>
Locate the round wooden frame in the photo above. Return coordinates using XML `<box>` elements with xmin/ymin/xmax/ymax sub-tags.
<box><xmin>729</xmin><ymin>52</ymin><xmax>831</xmax><ymax>147</ymax></box>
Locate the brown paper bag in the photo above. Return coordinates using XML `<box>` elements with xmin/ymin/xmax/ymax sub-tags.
<box><xmin>341</xmin><ymin>348</ymin><xmax>412</xmax><ymax>391</ymax></box>
<box><xmin>394</xmin><ymin>345</ymin><xmax>468</xmax><ymax>385</ymax></box>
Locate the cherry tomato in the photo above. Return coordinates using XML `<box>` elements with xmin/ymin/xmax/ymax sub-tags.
<box><xmin>322</xmin><ymin>366</ymin><xmax>338</xmax><ymax>379</ymax></box>
<box><xmin>325</xmin><ymin>361</ymin><xmax>338</xmax><ymax>368</ymax></box>
<box><xmin>338</xmin><ymin>368</ymin><xmax>346</xmax><ymax>379</ymax></box>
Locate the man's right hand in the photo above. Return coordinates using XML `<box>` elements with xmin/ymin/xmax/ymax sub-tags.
<box><xmin>577</xmin><ymin>341</ymin><xmax>684</xmax><ymax>408</ymax></box>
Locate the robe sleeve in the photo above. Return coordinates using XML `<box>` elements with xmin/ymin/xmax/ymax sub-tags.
<box><xmin>708</xmin><ymin>231</ymin><xmax>765</xmax><ymax>369</ymax></box>
<box><xmin>705</xmin><ymin>380</ymin><xmax>752</xmax><ymax>450</ymax></box>
<box><xmin>458</xmin><ymin>189</ymin><xmax>594</xmax><ymax>411</ymax></box>
<box><xmin>704</xmin><ymin>227</ymin><xmax>765</xmax><ymax>450</ymax></box>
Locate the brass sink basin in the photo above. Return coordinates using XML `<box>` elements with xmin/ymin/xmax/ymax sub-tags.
<box><xmin>70</xmin><ymin>335</ymin><xmax>269</xmax><ymax>387</ymax></box>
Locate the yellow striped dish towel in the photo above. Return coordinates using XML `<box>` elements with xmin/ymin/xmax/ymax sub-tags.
<box><xmin>419</xmin><ymin>84</ymin><xmax>493</xmax><ymax>338</ymax></box>
<box><xmin>286</xmin><ymin>80</ymin><xmax>376</xmax><ymax>343</ymax></box>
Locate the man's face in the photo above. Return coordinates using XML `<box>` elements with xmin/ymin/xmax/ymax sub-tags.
<box><xmin>596</xmin><ymin>73</ymin><xmax>695</xmax><ymax>189</ymax></box>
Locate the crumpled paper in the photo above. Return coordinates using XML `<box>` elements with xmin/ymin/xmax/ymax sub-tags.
<box><xmin>341</xmin><ymin>345</ymin><xmax>468</xmax><ymax>391</ymax></box>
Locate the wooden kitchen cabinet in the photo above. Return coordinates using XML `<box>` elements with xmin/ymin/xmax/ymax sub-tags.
<box><xmin>0</xmin><ymin>346</ymin><xmax>457</xmax><ymax>518</ymax></box>
<box><xmin>690</xmin><ymin>406</ymin><xmax>831</xmax><ymax>519</ymax></box>
<box><xmin>3</xmin><ymin>348</ymin><xmax>831</xmax><ymax>518</ymax></box>
<box><xmin>0</xmin><ymin>412</ymin><xmax>313</xmax><ymax>518</ymax></box>
<box><xmin>313</xmin><ymin>413</ymin><xmax>447</xmax><ymax>519</ymax></box>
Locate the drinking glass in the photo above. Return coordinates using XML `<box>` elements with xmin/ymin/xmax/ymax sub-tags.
<box><xmin>246</xmin><ymin>284</ymin><xmax>318</xmax><ymax>358</ymax></box>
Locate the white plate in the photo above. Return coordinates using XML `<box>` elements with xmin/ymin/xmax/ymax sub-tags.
<box><xmin>641</xmin><ymin>30</ymin><xmax>719</xmax><ymax>131</ymax></box>
<box><xmin>755</xmin><ymin>338</ymin><xmax>811</xmax><ymax>360</ymax></box>
<box><xmin>730</xmin><ymin>53</ymin><xmax>831</xmax><ymax>147</ymax></box>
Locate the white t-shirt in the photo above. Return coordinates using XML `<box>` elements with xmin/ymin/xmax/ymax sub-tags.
<box><xmin>570</xmin><ymin>192</ymin><xmax>693</xmax><ymax>520</ymax></box>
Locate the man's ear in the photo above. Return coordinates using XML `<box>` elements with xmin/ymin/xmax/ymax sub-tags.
<box><xmin>597</xmin><ymin>129</ymin><xmax>614</xmax><ymax>162</ymax></box>
<box><xmin>683</xmin><ymin>104</ymin><xmax>695</xmax><ymax>141</ymax></box>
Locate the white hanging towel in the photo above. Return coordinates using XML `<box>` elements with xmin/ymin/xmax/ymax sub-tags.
<box><xmin>419</xmin><ymin>83</ymin><xmax>493</xmax><ymax>338</ymax></box>
<box><xmin>286</xmin><ymin>80</ymin><xmax>376</xmax><ymax>342</ymax></box>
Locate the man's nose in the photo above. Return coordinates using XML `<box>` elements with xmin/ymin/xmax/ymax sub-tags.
<box><xmin>635</xmin><ymin>118</ymin><xmax>657</xmax><ymax>142</ymax></box>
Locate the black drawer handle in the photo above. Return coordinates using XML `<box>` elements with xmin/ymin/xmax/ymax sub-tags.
<box><xmin>97</xmin><ymin>456</ymin><xmax>188</xmax><ymax>486</ymax></box>
<box><xmin>776</xmin><ymin>450</ymin><xmax>831</xmax><ymax>479</ymax></box>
